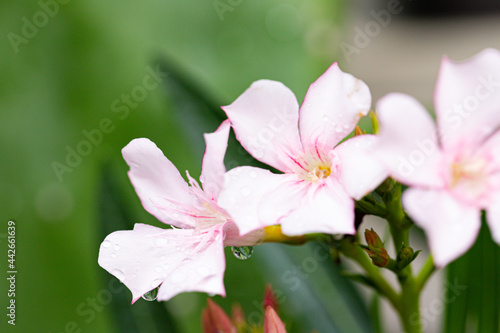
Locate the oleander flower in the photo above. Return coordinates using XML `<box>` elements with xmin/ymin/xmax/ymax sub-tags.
<box><xmin>218</xmin><ymin>63</ymin><xmax>387</xmax><ymax>236</ymax></box>
<box><xmin>374</xmin><ymin>48</ymin><xmax>500</xmax><ymax>267</ymax></box>
<box><xmin>98</xmin><ymin>120</ymin><xmax>264</xmax><ymax>302</ymax></box>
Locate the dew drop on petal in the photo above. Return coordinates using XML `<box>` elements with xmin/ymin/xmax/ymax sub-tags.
<box><xmin>142</xmin><ymin>286</ymin><xmax>159</xmax><ymax>301</ymax></box>
<box><xmin>112</xmin><ymin>269</ymin><xmax>125</xmax><ymax>282</ymax></box>
<box><xmin>102</xmin><ymin>240</ymin><xmax>111</xmax><ymax>248</ymax></box>
<box><xmin>113</xmin><ymin>244</ymin><xmax>120</xmax><ymax>251</ymax></box>
<box><xmin>111</xmin><ymin>253</ymin><xmax>116</xmax><ymax>258</ymax></box>
<box><xmin>231</xmin><ymin>246</ymin><xmax>254</xmax><ymax>260</ymax></box>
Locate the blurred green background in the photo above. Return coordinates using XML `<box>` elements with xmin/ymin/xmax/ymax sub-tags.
<box><xmin>1</xmin><ymin>0</ymin><xmax>499</xmax><ymax>332</ymax></box>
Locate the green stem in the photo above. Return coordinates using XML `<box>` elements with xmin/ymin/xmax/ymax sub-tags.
<box><xmin>382</xmin><ymin>182</ymin><xmax>423</xmax><ymax>332</ymax></box>
<box><xmin>415</xmin><ymin>255</ymin><xmax>435</xmax><ymax>293</ymax></box>
<box><xmin>399</xmin><ymin>275</ymin><xmax>422</xmax><ymax>333</ymax></box>
<box><xmin>339</xmin><ymin>239</ymin><xmax>400</xmax><ymax>310</ymax></box>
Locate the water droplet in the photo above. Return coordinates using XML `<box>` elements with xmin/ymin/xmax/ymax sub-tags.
<box><xmin>112</xmin><ymin>269</ymin><xmax>125</xmax><ymax>282</ymax></box>
<box><xmin>102</xmin><ymin>240</ymin><xmax>111</xmax><ymax>248</ymax></box>
<box><xmin>322</xmin><ymin>115</ymin><xmax>330</xmax><ymax>122</ymax></box>
<box><xmin>111</xmin><ymin>253</ymin><xmax>116</xmax><ymax>258</ymax></box>
<box><xmin>335</xmin><ymin>126</ymin><xmax>343</xmax><ymax>133</ymax></box>
<box><xmin>231</xmin><ymin>246</ymin><xmax>254</xmax><ymax>260</ymax></box>
<box><xmin>142</xmin><ymin>286</ymin><xmax>159</xmax><ymax>301</ymax></box>
<box><xmin>113</xmin><ymin>244</ymin><xmax>120</xmax><ymax>251</ymax></box>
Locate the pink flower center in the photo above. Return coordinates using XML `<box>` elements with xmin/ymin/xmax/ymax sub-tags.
<box><xmin>290</xmin><ymin>149</ymin><xmax>335</xmax><ymax>183</ymax></box>
<box><xmin>447</xmin><ymin>153</ymin><xmax>492</xmax><ymax>206</ymax></box>
<box><xmin>306</xmin><ymin>165</ymin><xmax>332</xmax><ymax>182</ymax></box>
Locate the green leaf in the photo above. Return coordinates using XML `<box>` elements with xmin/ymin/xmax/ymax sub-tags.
<box><xmin>444</xmin><ymin>214</ymin><xmax>500</xmax><ymax>332</ymax></box>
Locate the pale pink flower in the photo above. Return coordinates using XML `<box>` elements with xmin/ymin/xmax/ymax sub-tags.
<box><xmin>218</xmin><ymin>63</ymin><xmax>387</xmax><ymax>236</ymax></box>
<box><xmin>374</xmin><ymin>49</ymin><xmax>500</xmax><ymax>267</ymax></box>
<box><xmin>98</xmin><ymin>120</ymin><xmax>263</xmax><ymax>302</ymax></box>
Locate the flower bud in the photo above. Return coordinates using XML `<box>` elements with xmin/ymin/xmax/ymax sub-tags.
<box><xmin>231</xmin><ymin>303</ymin><xmax>247</xmax><ymax>332</ymax></box>
<box><xmin>365</xmin><ymin>228</ymin><xmax>384</xmax><ymax>249</ymax></box>
<box><xmin>396</xmin><ymin>243</ymin><xmax>421</xmax><ymax>270</ymax></box>
<box><xmin>264</xmin><ymin>306</ymin><xmax>287</xmax><ymax>333</ymax></box>
<box><xmin>264</xmin><ymin>284</ymin><xmax>279</xmax><ymax>313</ymax></box>
<box><xmin>369</xmin><ymin>110</ymin><xmax>379</xmax><ymax>134</ymax></box>
<box><xmin>202</xmin><ymin>298</ymin><xmax>236</xmax><ymax>333</ymax></box>
<box><xmin>355</xmin><ymin>125</ymin><xmax>365</xmax><ymax>136</ymax></box>
<box><xmin>364</xmin><ymin>228</ymin><xmax>389</xmax><ymax>267</ymax></box>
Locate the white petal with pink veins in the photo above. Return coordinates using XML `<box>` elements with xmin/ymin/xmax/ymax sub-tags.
<box><xmin>98</xmin><ymin>223</ymin><xmax>226</xmax><ymax>303</ymax></box>
<box><xmin>375</xmin><ymin>93</ymin><xmax>445</xmax><ymax>188</ymax></box>
<box><xmin>403</xmin><ymin>188</ymin><xmax>481</xmax><ymax>267</ymax></box>
<box><xmin>299</xmin><ymin>63</ymin><xmax>371</xmax><ymax>152</ymax></box>
<box><xmin>122</xmin><ymin>138</ymin><xmax>196</xmax><ymax>229</ymax></box>
<box><xmin>222</xmin><ymin>80</ymin><xmax>303</xmax><ymax>172</ymax></box>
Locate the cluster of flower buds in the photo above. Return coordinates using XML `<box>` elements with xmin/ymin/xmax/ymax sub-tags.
<box><xmin>202</xmin><ymin>285</ymin><xmax>286</xmax><ymax>333</ymax></box>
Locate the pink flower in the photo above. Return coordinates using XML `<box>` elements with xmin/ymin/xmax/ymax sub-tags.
<box><xmin>218</xmin><ymin>63</ymin><xmax>387</xmax><ymax>236</ymax></box>
<box><xmin>98</xmin><ymin>120</ymin><xmax>263</xmax><ymax>302</ymax></box>
<box><xmin>374</xmin><ymin>49</ymin><xmax>500</xmax><ymax>267</ymax></box>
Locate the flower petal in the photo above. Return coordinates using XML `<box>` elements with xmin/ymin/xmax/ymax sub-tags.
<box><xmin>122</xmin><ymin>138</ymin><xmax>195</xmax><ymax>228</ymax></box>
<box><xmin>277</xmin><ymin>178</ymin><xmax>355</xmax><ymax>236</ymax></box>
<box><xmin>201</xmin><ymin>120</ymin><xmax>231</xmax><ymax>199</ymax></box>
<box><xmin>223</xmin><ymin>221</ymin><xmax>265</xmax><ymax>247</ymax></box>
<box><xmin>374</xmin><ymin>93</ymin><xmax>444</xmax><ymax>188</ymax></box>
<box><xmin>98</xmin><ymin>223</ymin><xmax>226</xmax><ymax>303</ymax></box>
<box><xmin>332</xmin><ymin>134</ymin><xmax>388</xmax><ymax>200</ymax></box>
<box><xmin>299</xmin><ymin>63</ymin><xmax>371</xmax><ymax>151</ymax></box>
<box><xmin>403</xmin><ymin>188</ymin><xmax>481</xmax><ymax>267</ymax></box>
<box><xmin>217</xmin><ymin>166</ymin><xmax>290</xmax><ymax>235</ymax></box>
<box><xmin>222</xmin><ymin>80</ymin><xmax>303</xmax><ymax>172</ymax></box>
<box><xmin>435</xmin><ymin>49</ymin><xmax>500</xmax><ymax>149</ymax></box>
